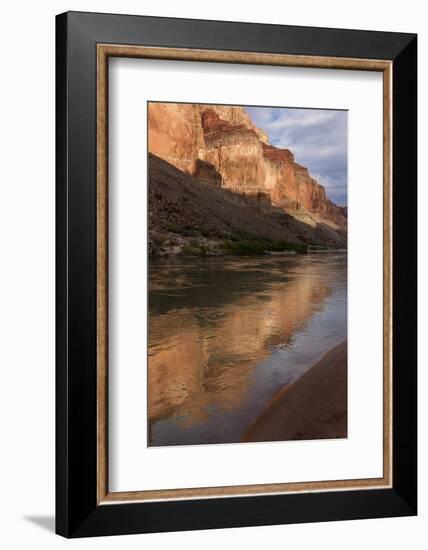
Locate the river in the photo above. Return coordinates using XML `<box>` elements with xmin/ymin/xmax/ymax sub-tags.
<box><xmin>148</xmin><ymin>252</ymin><xmax>347</xmax><ymax>446</ymax></box>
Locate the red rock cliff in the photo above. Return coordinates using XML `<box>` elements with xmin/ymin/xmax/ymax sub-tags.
<box><xmin>148</xmin><ymin>103</ymin><xmax>346</xmax><ymax>230</ymax></box>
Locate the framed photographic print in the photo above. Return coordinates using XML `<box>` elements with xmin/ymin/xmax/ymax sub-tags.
<box><xmin>56</xmin><ymin>11</ymin><xmax>417</xmax><ymax>537</ymax></box>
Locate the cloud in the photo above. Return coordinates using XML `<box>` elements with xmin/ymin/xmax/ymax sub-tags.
<box><xmin>246</xmin><ymin>106</ymin><xmax>348</xmax><ymax>206</ymax></box>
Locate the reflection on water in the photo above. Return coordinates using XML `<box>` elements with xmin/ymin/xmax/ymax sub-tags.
<box><xmin>148</xmin><ymin>252</ymin><xmax>347</xmax><ymax>446</ymax></box>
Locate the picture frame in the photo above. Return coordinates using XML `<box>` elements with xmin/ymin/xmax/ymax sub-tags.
<box><xmin>56</xmin><ymin>10</ymin><xmax>417</xmax><ymax>537</ymax></box>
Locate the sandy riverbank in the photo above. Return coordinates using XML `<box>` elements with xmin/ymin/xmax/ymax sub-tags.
<box><xmin>242</xmin><ymin>340</ymin><xmax>347</xmax><ymax>442</ymax></box>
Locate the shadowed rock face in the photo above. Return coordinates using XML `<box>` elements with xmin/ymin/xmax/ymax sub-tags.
<box><xmin>194</xmin><ymin>159</ymin><xmax>222</xmax><ymax>187</ymax></box>
<box><xmin>148</xmin><ymin>103</ymin><xmax>347</xmax><ymax>231</ymax></box>
<box><xmin>262</xmin><ymin>143</ymin><xmax>299</xmax><ymax>210</ymax></box>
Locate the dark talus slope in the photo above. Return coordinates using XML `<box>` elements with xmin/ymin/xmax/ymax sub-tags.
<box><xmin>148</xmin><ymin>154</ymin><xmax>347</xmax><ymax>256</ymax></box>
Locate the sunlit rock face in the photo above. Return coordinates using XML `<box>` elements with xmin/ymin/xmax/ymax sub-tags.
<box><xmin>201</xmin><ymin>109</ymin><xmax>267</xmax><ymax>197</ymax></box>
<box><xmin>147</xmin><ymin>102</ymin><xmax>205</xmax><ymax>174</ymax></box>
<box><xmin>295</xmin><ymin>164</ymin><xmax>327</xmax><ymax>212</ymax></box>
<box><xmin>262</xmin><ymin>143</ymin><xmax>299</xmax><ymax>210</ymax></box>
<box><xmin>148</xmin><ymin>103</ymin><xmax>346</xmax><ymax>229</ymax></box>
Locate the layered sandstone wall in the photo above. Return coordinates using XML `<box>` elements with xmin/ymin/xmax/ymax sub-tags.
<box><xmin>148</xmin><ymin>103</ymin><xmax>346</xmax><ymax>229</ymax></box>
<box><xmin>201</xmin><ymin>110</ymin><xmax>266</xmax><ymax>197</ymax></box>
<box><xmin>148</xmin><ymin>103</ymin><xmax>205</xmax><ymax>174</ymax></box>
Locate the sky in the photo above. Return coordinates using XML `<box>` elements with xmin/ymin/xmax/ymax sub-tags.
<box><xmin>246</xmin><ymin>106</ymin><xmax>348</xmax><ymax>206</ymax></box>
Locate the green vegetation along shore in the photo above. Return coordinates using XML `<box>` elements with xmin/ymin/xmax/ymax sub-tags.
<box><xmin>149</xmin><ymin>154</ymin><xmax>347</xmax><ymax>257</ymax></box>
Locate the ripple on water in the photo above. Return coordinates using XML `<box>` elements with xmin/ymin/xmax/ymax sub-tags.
<box><xmin>148</xmin><ymin>252</ymin><xmax>347</xmax><ymax>446</ymax></box>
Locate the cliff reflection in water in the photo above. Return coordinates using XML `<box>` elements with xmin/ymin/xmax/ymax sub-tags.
<box><xmin>148</xmin><ymin>253</ymin><xmax>347</xmax><ymax>446</ymax></box>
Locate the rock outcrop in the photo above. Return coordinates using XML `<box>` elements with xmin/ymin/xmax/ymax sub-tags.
<box><xmin>148</xmin><ymin>103</ymin><xmax>347</xmax><ymax>231</ymax></box>
<box><xmin>148</xmin><ymin>102</ymin><xmax>206</xmax><ymax>174</ymax></box>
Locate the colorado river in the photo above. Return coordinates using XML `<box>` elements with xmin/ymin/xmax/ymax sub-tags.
<box><xmin>148</xmin><ymin>252</ymin><xmax>347</xmax><ymax>446</ymax></box>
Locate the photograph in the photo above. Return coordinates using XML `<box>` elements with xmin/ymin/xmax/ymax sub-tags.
<box><xmin>0</xmin><ymin>0</ymin><xmax>421</xmax><ymax>544</ymax></box>
<box><xmin>147</xmin><ymin>101</ymin><xmax>348</xmax><ymax>446</ymax></box>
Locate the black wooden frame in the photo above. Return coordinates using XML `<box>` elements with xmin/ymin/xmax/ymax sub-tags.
<box><xmin>56</xmin><ymin>11</ymin><xmax>417</xmax><ymax>538</ymax></box>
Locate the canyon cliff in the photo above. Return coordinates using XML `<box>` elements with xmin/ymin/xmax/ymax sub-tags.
<box><xmin>148</xmin><ymin>103</ymin><xmax>347</xmax><ymax>232</ymax></box>
<box><xmin>148</xmin><ymin>154</ymin><xmax>346</xmax><ymax>257</ymax></box>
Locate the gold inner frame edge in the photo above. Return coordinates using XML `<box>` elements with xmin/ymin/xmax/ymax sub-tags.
<box><xmin>96</xmin><ymin>44</ymin><xmax>393</xmax><ymax>505</ymax></box>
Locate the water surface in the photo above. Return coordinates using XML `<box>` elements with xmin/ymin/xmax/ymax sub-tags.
<box><xmin>148</xmin><ymin>252</ymin><xmax>347</xmax><ymax>446</ymax></box>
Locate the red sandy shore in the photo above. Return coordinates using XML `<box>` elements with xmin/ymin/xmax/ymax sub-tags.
<box><xmin>242</xmin><ymin>340</ymin><xmax>347</xmax><ymax>443</ymax></box>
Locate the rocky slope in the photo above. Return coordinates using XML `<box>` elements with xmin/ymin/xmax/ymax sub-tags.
<box><xmin>149</xmin><ymin>154</ymin><xmax>346</xmax><ymax>256</ymax></box>
<box><xmin>148</xmin><ymin>103</ymin><xmax>347</xmax><ymax>233</ymax></box>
